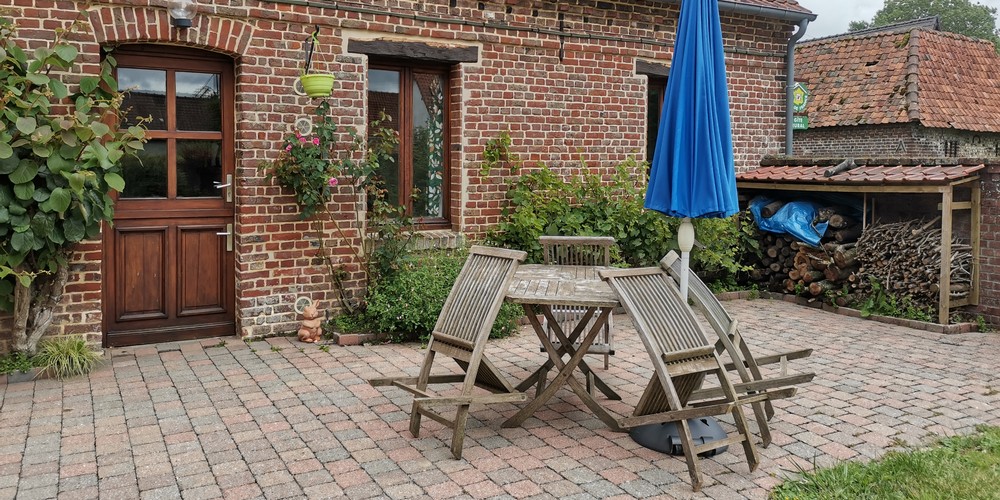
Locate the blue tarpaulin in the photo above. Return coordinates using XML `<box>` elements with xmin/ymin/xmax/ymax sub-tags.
<box><xmin>749</xmin><ymin>196</ymin><xmax>829</xmax><ymax>248</ymax></box>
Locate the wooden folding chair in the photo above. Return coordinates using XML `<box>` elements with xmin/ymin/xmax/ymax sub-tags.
<box><xmin>369</xmin><ymin>246</ymin><xmax>527</xmax><ymax>459</ymax></box>
<box><xmin>660</xmin><ymin>251</ymin><xmax>814</xmax><ymax>447</ymax></box>
<box><xmin>539</xmin><ymin>235</ymin><xmax>617</xmax><ymax>369</ymax></box>
<box><xmin>600</xmin><ymin>267</ymin><xmax>796</xmax><ymax>491</ymax></box>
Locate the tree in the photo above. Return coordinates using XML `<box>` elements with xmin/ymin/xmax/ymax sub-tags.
<box><xmin>1</xmin><ymin>15</ymin><xmax>146</xmax><ymax>354</ymax></box>
<box><xmin>849</xmin><ymin>0</ymin><xmax>1000</xmax><ymax>50</ymax></box>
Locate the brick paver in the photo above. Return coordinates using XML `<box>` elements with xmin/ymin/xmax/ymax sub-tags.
<box><xmin>2</xmin><ymin>299</ymin><xmax>999</xmax><ymax>498</ymax></box>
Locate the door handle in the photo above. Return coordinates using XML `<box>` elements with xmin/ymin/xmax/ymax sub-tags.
<box><xmin>216</xmin><ymin>223</ymin><xmax>233</xmax><ymax>252</ymax></box>
<box><xmin>213</xmin><ymin>173</ymin><xmax>233</xmax><ymax>202</ymax></box>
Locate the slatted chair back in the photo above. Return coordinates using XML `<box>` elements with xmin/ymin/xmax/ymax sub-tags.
<box><xmin>601</xmin><ymin>268</ymin><xmax>714</xmax><ymax>408</ymax></box>
<box><xmin>369</xmin><ymin>245</ymin><xmax>528</xmax><ymax>460</ymax></box>
<box><xmin>599</xmin><ymin>266</ymin><xmax>759</xmax><ymax>491</ymax></box>
<box><xmin>660</xmin><ymin>251</ymin><xmax>731</xmax><ymax>336</ymax></box>
<box><xmin>429</xmin><ymin>245</ymin><xmax>527</xmax><ymax>392</ymax></box>
<box><xmin>541</xmin><ymin>235</ymin><xmax>614</xmax><ymax>266</ymax></box>
<box><xmin>539</xmin><ymin>235</ymin><xmax>617</xmax><ymax>369</ymax></box>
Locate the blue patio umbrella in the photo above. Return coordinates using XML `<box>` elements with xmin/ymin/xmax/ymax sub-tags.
<box><xmin>645</xmin><ymin>0</ymin><xmax>738</xmax><ymax>299</ymax></box>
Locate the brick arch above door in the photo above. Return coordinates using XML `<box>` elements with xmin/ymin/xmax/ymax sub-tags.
<box><xmin>88</xmin><ymin>6</ymin><xmax>254</xmax><ymax>57</ymax></box>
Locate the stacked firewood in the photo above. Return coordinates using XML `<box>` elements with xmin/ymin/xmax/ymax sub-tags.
<box><xmin>746</xmin><ymin>203</ymin><xmax>863</xmax><ymax>297</ymax></box>
<box><xmin>853</xmin><ymin>218</ymin><xmax>972</xmax><ymax>309</ymax></box>
<box><xmin>746</xmin><ymin>233</ymin><xmax>796</xmax><ymax>291</ymax></box>
<box><xmin>781</xmin><ymin>241</ymin><xmax>859</xmax><ymax>302</ymax></box>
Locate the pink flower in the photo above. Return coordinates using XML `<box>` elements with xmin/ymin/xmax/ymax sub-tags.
<box><xmin>328</xmin><ymin>177</ymin><xmax>339</xmax><ymax>187</ymax></box>
<box><xmin>299</xmin><ymin>136</ymin><xmax>307</xmax><ymax>143</ymax></box>
<box><xmin>285</xmin><ymin>144</ymin><xmax>292</xmax><ymax>152</ymax></box>
<box><xmin>312</xmin><ymin>137</ymin><xmax>320</xmax><ymax>145</ymax></box>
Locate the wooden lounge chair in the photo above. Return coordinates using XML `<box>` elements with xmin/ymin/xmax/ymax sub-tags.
<box><xmin>660</xmin><ymin>251</ymin><xmax>814</xmax><ymax>447</ymax></box>
<box><xmin>539</xmin><ymin>235</ymin><xmax>617</xmax><ymax>369</ymax></box>
<box><xmin>600</xmin><ymin>267</ymin><xmax>796</xmax><ymax>491</ymax></box>
<box><xmin>369</xmin><ymin>246</ymin><xmax>528</xmax><ymax>459</ymax></box>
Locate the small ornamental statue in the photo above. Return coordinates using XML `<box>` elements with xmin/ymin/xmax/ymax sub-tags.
<box><xmin>294</xmin><ymin>297</ymin><xmax>323</xmax><ymax>343</ymax></box>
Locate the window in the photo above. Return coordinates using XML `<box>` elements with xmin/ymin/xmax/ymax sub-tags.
<box><xmin>646</xmin><ymin>77</ymin><xmax>667</xmax><ymax>165</ymax></box>
<box><xmin>367</xmin><ymin>63</ymin><xmax>450</xmax><ymax>226</ymax></box>
<box><xmin>116</xmin><ymin>56</ymin><xmax>226</xmax><ymax>200</ymax></box>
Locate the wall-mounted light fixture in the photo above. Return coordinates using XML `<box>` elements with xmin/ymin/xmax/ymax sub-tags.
<box><xmin>168</xmin><ymin>0</ymin><xmax>198</xmax><ymax>28</ymax></box>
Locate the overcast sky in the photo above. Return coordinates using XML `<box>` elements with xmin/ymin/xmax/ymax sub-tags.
<box><xmin>795</xmin><ymin>0</ymin><xmax>1000</xmax><ymax>39</ymax></box>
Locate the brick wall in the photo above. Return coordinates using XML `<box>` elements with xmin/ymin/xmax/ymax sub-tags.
<box><xmin>2</xmin><ymin>0</ymin><xmax>795</xmax><ymax>347</ymax></box>
<box><xmin>794</xmin><ymin>123</ymin><xmax>1000</xmax><ymax>158</ymax></box>
<box><xmin>977</xmin><ymin>166</ymin><xmax>1000</xmax><ymax>325</ymax></box>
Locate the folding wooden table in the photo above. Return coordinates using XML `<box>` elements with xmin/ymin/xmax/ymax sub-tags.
<box><xmin>502</xmin><ymin>264</ymin><xmax>624</xmax><ymax>431</ymax></box>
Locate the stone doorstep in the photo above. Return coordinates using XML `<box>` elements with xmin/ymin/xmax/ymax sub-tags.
<box><xmin>715</xmin><ymin>291</ymin><xmax>978</xmax><ymax>334</ymax></box>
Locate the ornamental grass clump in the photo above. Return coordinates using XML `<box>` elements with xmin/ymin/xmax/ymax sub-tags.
<box><xmin>35</xmin><ymin>335</ymin><xmax>103</xmax><ymax>379</ymax></box>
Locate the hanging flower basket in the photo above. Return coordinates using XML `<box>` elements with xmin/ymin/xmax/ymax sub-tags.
<box><xmin>300</xmin><ymin>73</ymin><xmax>335</xmax><ymax>98</ymax></box>
<box><xmin>298</xmin><ymin>26</ymin><xmax>334</xmax><ymax>98</ymax></box>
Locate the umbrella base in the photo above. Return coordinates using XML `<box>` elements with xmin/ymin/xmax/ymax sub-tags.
<box><xmin>629</xmin><ymin>417</ymin><xmax>729</xmax><ymax>457</ymax></box>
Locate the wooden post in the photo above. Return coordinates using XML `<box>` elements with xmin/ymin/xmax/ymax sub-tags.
<box><xmin>862</xmin><ymin>193</ymin><xmax>867</xmax><ymax>231</ymax></box>
<box><xmin>971</xmin><ymin>180</ymin><xmax>981</xmax><ymax>305</ymax></box>
<box><xmin>938</xmin><ymin>188</ymin><xmax>953</xmax><ymax>324</ymax></box>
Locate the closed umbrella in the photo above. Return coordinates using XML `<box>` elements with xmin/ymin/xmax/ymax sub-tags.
<box><xmin>632</xmin><ymin>0</ymin><xmax>738</xmax><ymax>458</ymax></box>
<box><xmin>645</xmin><ymin>0</ymin><xmax>738</xmax><ymax>299</ymax></box>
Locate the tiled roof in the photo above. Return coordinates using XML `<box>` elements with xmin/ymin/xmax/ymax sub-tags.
<box><xmin>726</xmin><ymin>0</ymin><xmax>813</xmax><ymax>15</ymax></box>
<box><xmin>802</xmin><ymin>16</ymin><xmax>938</xmax><ymax>44</ymax></box>
<box><xmin>796</xmin><ymin>26</ymin><xmax>1000</xmax><ymax>132</ymax></box>
<box><xmin>738</xmin><ymin>160</ymin><xmax>985</xmax><ymax>185</ymax></box>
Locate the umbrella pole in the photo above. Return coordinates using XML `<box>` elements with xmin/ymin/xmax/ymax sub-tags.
<box><xmin>677</xmin><ymin>218</ymin><xmax>695</xmax><ymax>299</ymax></box>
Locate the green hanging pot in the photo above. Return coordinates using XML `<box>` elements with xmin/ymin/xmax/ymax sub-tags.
<box><xmin>299</xmin><ymin>73</ymin><xmax>335</xmax><ymax>98</ymax></box>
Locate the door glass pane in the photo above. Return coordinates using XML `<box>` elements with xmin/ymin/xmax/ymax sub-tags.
<box><xmin>176</xmin><ymin>72</ymin><xmax>222</xmax><ymax>131</ymax></box>
<box><xmin>412</xmin><ymin>73</ymin><xmax>446</xmax><ymax>218</ymax></box>
<box><xmin>118</xmin><ymin>68</ymin><xmax>167</xmax><ymax>130</ymax></box>
<box><xmin>177</xmin><ymin>140</ymin><xmax>222</xmax><ymax>198</ymax></box>
<box><xmin>121</xmin><ymin>139</ymin><xmax>167</xmax><ymax>198</ymax></box>
<box><xmin>368</xmin><ymin>69</ymin><xmax>401</xmax><ymax>205</ymax></box>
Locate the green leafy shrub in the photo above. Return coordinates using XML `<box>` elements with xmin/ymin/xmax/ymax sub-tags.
<box><xmin>1</xmin><ymin>15</ymin><xmax>147</xmax><ymax>354</ymax></box>
<box><xmin>0</xmin><ymin>350</ymin><xmax>43</xmax><ymax>375</ymax></box>
<box><xmin>34</xmin><ymin>335</ymin><xmax>102</xmax><ymax>379</ymax></box>
<box><xmin>857</xmin><ymin>278</ymin><xmax>935</xmax><ymax>322</ymax></box>
<box><xmin>486</xmin><ymin>160</ymin><xmax>748</xmax><ymax>279</ymax></box>
<box><xmin>361</xmin><ymin>248</ymin><xmax>523</xmax><ymax>343</ymax></box>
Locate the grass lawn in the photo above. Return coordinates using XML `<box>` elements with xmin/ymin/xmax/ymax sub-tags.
<box><xmin>770</xmin><ymin>426</ymin><xmax>1000</xmax><ymax>499</ymax></box>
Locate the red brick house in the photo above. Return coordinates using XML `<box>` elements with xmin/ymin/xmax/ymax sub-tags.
<box><xmin>1</xmin><ymin>0</ymin><xmax>815</xmax><ymax>348</ymax></box>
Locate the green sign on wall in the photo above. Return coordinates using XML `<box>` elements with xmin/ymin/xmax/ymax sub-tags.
<box><xmin>793</xmin><ymin>115</ymin><xmax>809</xmax><ymax>130</ymax></box>
<box><xmin>792</xmin><ymin>82</ymin><xmax>810</xmax><ymax>113</ymax></box>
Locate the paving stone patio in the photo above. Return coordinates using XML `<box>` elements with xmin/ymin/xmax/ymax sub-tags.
<box><xmin>2</xmin><ymin>298</ymin><xmax>999</xmax><ymax>499</ymax></box>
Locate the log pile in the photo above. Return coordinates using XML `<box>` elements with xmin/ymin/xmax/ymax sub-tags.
<box><xmin>747</xmin><ymin>200</ymin><xmax>973</xmax><ymax>311</ymax></box>
<box><xmin>746</xmin><ymin>204</ymin><xmax>863</xmax><ymax>298</ymax></box>
<box><xmin>782</xmin><ymin>241</ymin><xmax>859</xmax><ymax>303</ymax></box>
<box><xmin>747</xmin><ymin>233</ymin><xmax>797</xmax><ymax>291</ymax></box>
<box><xmin>853</xmin><ymin>218</ymin><xmax>972</xmax><ymax>310</ymax></box>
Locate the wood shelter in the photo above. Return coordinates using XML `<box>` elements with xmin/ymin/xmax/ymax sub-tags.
<box><xmin>737</xmin><ymin>158</ymin><xmax>983</xmax><ymax>323</ymax></box>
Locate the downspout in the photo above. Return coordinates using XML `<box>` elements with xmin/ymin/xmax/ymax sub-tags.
<box><xmin>692</xmin><ymin>1</ymin><xmax>818</xmax><ymax>155</ymax></box>
<box><xmin>785</xmin><ymin>19</ymin><xmax>810</xmax><ymax>155</ymax></box>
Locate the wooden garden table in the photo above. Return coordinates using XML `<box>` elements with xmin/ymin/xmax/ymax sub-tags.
<box><xmin>502</xmin><ymin>264</ymin><xmax>624</xmax><ymax>431</ymax></box>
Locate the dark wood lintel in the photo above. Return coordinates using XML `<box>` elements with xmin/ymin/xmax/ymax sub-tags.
<box><xmin>347</xmin><ymin>39</ymin><xmax>478</xmax><ymax>63</ymax></box>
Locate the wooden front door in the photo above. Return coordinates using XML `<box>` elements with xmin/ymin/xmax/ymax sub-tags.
<box><xmin>103</xmin><ymin>47</ymin><xmax>236</xmax><ymax>347</ymax></box>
